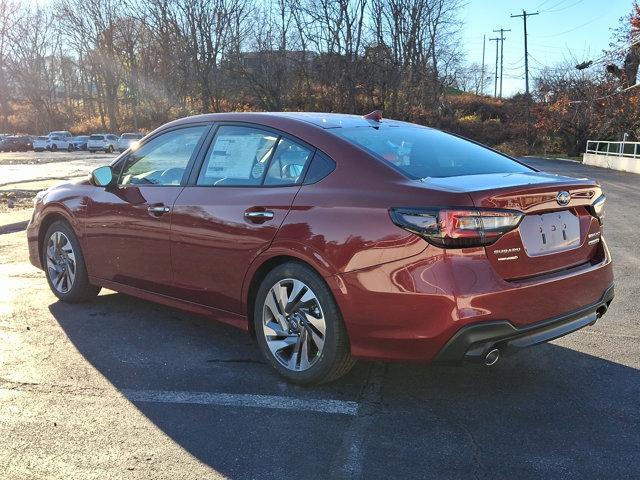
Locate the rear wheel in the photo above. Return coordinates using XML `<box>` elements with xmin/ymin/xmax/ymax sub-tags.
<box><xmin>67</xmin><ymin>144</ymin><xmax>73</xmax><ymax>152</ymax></box>
<box><xmin>254</xmin><ymin>262</ymin><xmax>354</xmax><ymax>385</ymax></box>
<box><xmin>106</xmin><ymin>145</ymin><xmax>114</xmax><ymax>153</ymax></box>
<box><xmin>43</xmin><ymin>221</ymin><xmax>100</xmax><ymax>303</ymax></box>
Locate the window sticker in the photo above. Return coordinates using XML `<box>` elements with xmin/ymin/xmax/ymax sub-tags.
<box><xmin>204</xmin><ymin>135</ymin><xmax>263</xmax><ymax>179</ymax></box>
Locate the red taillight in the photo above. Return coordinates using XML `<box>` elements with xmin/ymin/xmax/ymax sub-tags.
<box><xmin>389</xmin><ymin>207</ymin><xmax>524</xmax><ymax>248</ymax></box>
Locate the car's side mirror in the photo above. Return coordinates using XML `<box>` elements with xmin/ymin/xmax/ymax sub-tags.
<box><xmin>91</xmin><ymin>166</ymin><xmax>114</xmax><ymax>187</ymax></box>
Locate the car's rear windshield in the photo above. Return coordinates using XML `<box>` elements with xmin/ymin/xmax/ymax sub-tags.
<box><xmin>89</xmin><ymin>135</ymin><xmax>105</xmax><ymax>140</ymax></box>
<box><xmin>333</xmin><ymin>126</ymin><xmax>533</xmax><ymax>179</ymax></box>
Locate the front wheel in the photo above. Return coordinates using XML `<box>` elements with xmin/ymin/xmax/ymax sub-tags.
<box><xmin>50</xmin><ymin>144</ymin><xmax>58</xmax><ymax>152</ymax></box>
<box><xmin>254</xmin><ymin>262</ymin><xmax>354</xmax><ymax>385</ymax></box>
<box><xmin>106</xmin><ymin>145</ymin><xmax>114</xmax><ymax>153</ymax></box>
<box><xmin>43</xmin><ymin>221</ymin><xmax>101</xmax><ymax>303</ymax></box>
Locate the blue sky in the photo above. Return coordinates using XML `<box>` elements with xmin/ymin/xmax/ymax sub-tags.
<box><xmin>461</xmin><ymin>0</ymin><xmax>634</xmax><ymax>96</ymax></box>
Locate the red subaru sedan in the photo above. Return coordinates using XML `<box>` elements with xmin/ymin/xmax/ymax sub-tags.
<box><xmin>27</xmin><ymin>112</ymin><xmax>614</xmax><ymax>384</ymax></box>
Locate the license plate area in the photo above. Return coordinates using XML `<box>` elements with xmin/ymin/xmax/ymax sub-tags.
<box><xmin>519</xmin><ymin>210</ymin><xmax>581</xmax><ymax>256</ymax></box>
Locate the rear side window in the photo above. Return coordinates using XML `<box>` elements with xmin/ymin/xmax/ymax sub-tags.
<box><xmin>264</xmin><ymin>138</ymin><xmax>313</xmax><ymax>186</ymax></box>
<box><xmin>333</xmin><ymin>126</ymin><xmax>533</xmax><ymax>179</ymax></box>
<box><xmin>197</xmin><ymin>126</ymin><xmax>278</xmax><ymax>186</ymax></box>
<box><xmin>304</xmin><ymin>151</ymin><xmax>336</xmax><ymax>184</ymax></box>
<box><xmin>90</xmin><ymin>135</ymin><xmax>104</xmax><ymax>140</ymax></box>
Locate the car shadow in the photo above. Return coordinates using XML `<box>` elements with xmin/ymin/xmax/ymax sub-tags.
<box><xmin>49</xmin><ymin>292</ymin><xmax>640</xmax><ymax>480</ymax></box>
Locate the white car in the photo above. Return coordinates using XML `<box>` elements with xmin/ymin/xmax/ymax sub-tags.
<box><xmin>117</xmin><ymin>132</ymin><xmax>143</xmax><ymax>152</ymax></box>
<box><xmin>47</xmin><ymin>135</ymin><xmax>73</xmax><ymax>152</ymax></box>
<box><xmin>33</xmin><ymin>136</ymin><xmax>49</xmax><ymax>152</ymax></box>
<box><xmin>88</xmin><ymin>134</ymin><xmax>119</xmax><ymax>153</ymax></box>
<box><xmin>48</xmin><ymin>131</ymin><xmax>73</xmax><ymax>141</ymax></box>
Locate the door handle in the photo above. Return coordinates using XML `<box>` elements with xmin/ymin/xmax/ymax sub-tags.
<box><xmin>148</xmin><ymin>205</ymin><xmax>171</xmax><ymax>215</ymax></box>
<box><xmin>244</xmin><ymin>210</ymin><xmax>274</xmax><ymax>221</ymax></box>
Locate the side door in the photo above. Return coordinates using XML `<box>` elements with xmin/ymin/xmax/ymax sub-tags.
<box><xmin>84</xmin><ymin>124</ymin><xmax>210</xmax><ymax>294</ymax></box>
<box><xmin>170</xmin><ymin>124</ymin><xmax>316</xmax><ymax>313</ymax></box>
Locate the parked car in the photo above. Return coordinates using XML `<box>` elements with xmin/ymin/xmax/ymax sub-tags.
<box><xmin>0</xmin><ymin>135</ymin><xmax>33</xmax><ymax>151</ymax></box>
<box><xmin>71</xmin><ymin>135</ymin><xmax>90</xmax><ymax>151</ymax></box>
<box><xmin>27</xmin><ymin>112</ymin><xmax>614</xmax><ymax>385</ymax></box>
<box><xmin>33</xmin><ymin>136</ymin><xmax>49</xmax><ymax>152</ymax></box>
<box><xmin>117</xmin><ymin>132</ymin><xmax>143</xmax><ymax>152</ymax></box>
<box><xmin>47</xmin><ymin>135</ymin><xmax>73</xmax><ymax>152</ymax></box>
<box><xmin>87</xmin><ymin>134</ymin><xmax>118</xmax><ymax>153</ymax></box>
<box><xmin>48</xmin><ymin>131</ymin><xmax>73</xmax><ymax>141</ymax></box>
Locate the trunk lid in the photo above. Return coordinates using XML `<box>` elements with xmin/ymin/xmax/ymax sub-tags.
<box><xmin>421</xmin><ymin>172</ymin><xmax>604</xmax><ymax>280</ymax></box>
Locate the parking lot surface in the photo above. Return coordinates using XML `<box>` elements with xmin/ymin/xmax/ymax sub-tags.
<box><xmin>0</xmin><ymin>157</ymin><xmax>638</xmax><ymax>479</ymax></box>
<box><xmin>0</xmin><ymin>151</ymin><xmax>117</xmax><ymax>188</ymax></box>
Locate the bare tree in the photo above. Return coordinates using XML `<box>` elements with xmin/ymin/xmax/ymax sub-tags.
<box><xmin>0</xmin><ymin>0</ymin><xmax>17</xmax><ymax>130</ymax></box>
<box><xmin>8</xmin><ymin>6</ymin><xmax>63</xmax><ymax>132</ymax></box>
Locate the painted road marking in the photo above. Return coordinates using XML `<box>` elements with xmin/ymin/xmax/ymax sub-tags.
<box><xmin>122</xmin><ymin>389</ymin><xmax>360</xmax><ymax>415</ymax></box>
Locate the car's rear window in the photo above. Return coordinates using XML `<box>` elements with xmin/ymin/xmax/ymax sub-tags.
<box><xmin>333</xmin><ymin>126</ymin><xmax>533</xmax><ymax>179</ymax></box>
<box><xmin>90</xmin><ymin>135</ymin><xmax>105</xmax><ymax>140</ymax></box>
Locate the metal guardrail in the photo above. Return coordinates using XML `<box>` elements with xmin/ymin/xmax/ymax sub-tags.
<box><xmin>586</xmin><ymin>140</ymin><xmax>640</xmax><ymax>158</ymax></box>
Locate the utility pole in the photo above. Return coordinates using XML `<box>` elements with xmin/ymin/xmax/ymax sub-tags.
<box><xmin>493</xmin><ymin>28</ymin><xmax>510</xmax><ymax>98</ymax></box>
<box><xmin>511</xmin><ymin>10</ymin><xmax>538</xmax><ymax>153</ymax></box>
<box><xmin>480</xmin><ymin>34</ymin><xmax>486</xmax><ymax>95</ymax></box>
<box><xmin>490</xmin><ymin>37</ymin><xmax>500</xmax><ymax>97</ymax></box>
<box><xmin>511</xmin><ymin>10</ymin><xmax>538</xmax><ymax>96</ymax></box>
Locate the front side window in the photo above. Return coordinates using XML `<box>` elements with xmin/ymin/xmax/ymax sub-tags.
<box><xmin>197</xmin><ymin>126</ymin><xmax>278</xmax><ymax>186</ymax></box>
<box><xmin>119</xmin><ymin>125</ymin><xmax>207</xmax><ymax>186</ymax></box>
<box><xmin>333</xmin><ymin>126</ymin><xmax>533</xmax><ymax>179</ymax></box>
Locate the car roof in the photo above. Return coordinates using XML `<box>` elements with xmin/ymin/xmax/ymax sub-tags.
<box><xmin>167</xmin><ymin>111</ymin><xmax>414</xmax><ymax>130</ymax></box>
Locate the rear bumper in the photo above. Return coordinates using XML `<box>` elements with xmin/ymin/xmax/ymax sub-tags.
<box><xmin>334</xmin><ymin>237</ymin><xmax>614</xmax><ymax>363</ymax></box>
<box><xmin>433</xmin><ymin>283</ymin><xmax>614</xmax><ymax>365</ymax></box>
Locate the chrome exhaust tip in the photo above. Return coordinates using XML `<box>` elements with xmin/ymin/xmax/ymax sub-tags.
<box><xmin>484</xmin><ymin>348</ymin><xmax>500</xmax><ymax>366</ymax></box>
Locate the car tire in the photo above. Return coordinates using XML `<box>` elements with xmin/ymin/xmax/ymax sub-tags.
<box><xmin>107</xmin><ymin>145</ymin><xmax>114</xmax><ymax>153</ymax></box>
<box><xmin>253</xmin><ymin>262</ymin><xmax>354</xmax><ymax>385</ymax></box>
<box><xmin>67</xmin><ymin>144</ymin><xmax>73</xmax><ymax>152</ymax></box>
<box><xmin>43</xmin><ymin>220</ymin><xmax>101</xmax><ymax>303</ymax></box>
<box><xmin>50</xmin><ymin>144</ymin><xmax>58</xmax><ymax>152</ymax></box>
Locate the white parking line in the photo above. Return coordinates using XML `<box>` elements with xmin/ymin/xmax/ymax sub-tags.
<box><xmin>122</xmin><ymin>389</ymin><xmax>360</xmax><ymax>416</ymax></box>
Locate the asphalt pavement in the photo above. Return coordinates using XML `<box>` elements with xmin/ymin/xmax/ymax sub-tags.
<box><xmin>0</xmin><ymin>157</ymin><xmax>638</xmax><ymax>479</ymax></box>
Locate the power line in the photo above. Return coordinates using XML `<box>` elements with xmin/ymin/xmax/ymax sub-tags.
<box><xmin>543</xmin><ymin>0</ymin><xmax>586</xmax><ymax>13</ymax></box>
<box><xmin>539</xmin><ymin>14</ymin><xmax>604</xmax><ymax>38</ymax></box>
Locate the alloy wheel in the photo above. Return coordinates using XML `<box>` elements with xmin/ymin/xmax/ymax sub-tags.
<box><xmin>46</xmin><ymin>231</ymin><xmax>76</xmax><ymax>293</ymax></box>
<box><xmin>262</xmin><ymin>278</ymin><xmax>326</xmax><ymax>371</ymax></box>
